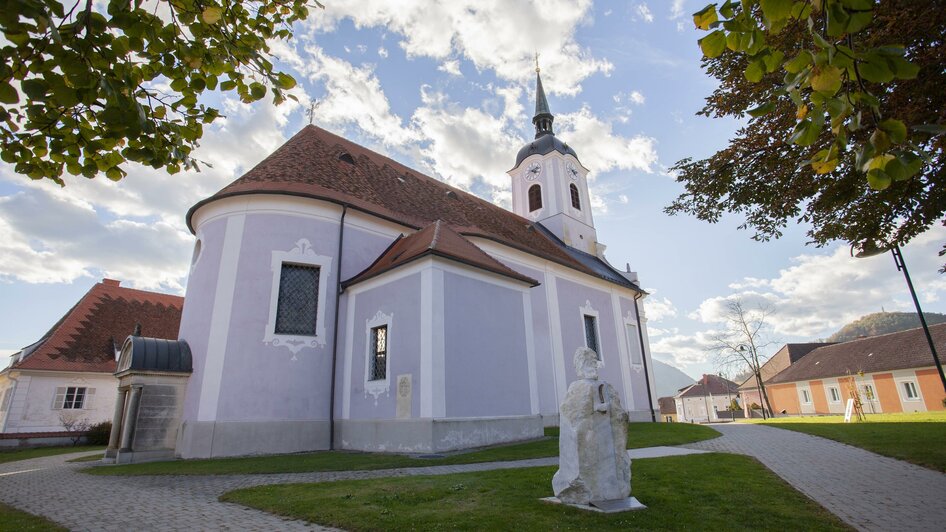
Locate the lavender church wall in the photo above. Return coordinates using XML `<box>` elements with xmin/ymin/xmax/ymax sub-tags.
<box><xmin>443</xmin><ymin>271</ymin><xmax>532</xmax><ymax>418</ymax></box>
<box><xmin>179</xmin><ymin>218</ymin><xmax>226</xmax><ymax>423</ymax></box>
<box><xmin>621</xmin><ymin>295</ymin><xmax>653</xmax><ymax>414</ymax></box>
<box><xmin>345</xmin><ymin>273</ymin><xmax>422</xmax><ymax>420</ymax></box>
<box><xmin>555</xmin><ymin>278</ymin><xmax>628</xmax><ymax>407</ymax></box>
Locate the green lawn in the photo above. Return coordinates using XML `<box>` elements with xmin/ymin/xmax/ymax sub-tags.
<box><xmin>756</xmin><ymin>411</ymin><xmax>946</xmax><ymax>472</ymax></box>
<box><xmin>0</xmin><ymin>503</ymin><xmax>66</xmax><ymax>531</ymax></box>
<box><xmin>221</xmin><ymin>453</ymin><xmax>849</xmax><ymax>531</ymax></box>
<box><xmin>87</xmin><ymin>422</ymin><xmax>719</xmax><ymax>476</ymax></box>
<box><xmin>0</xmin><ymin>446</ymin><xmax>104</xmax><ymax>465</ymax></box>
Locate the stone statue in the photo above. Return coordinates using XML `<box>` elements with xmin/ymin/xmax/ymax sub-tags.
<box><xmin>552</xmin><ymin>347</ymin><xmax>631</xmax><ymax>504</ymax></box>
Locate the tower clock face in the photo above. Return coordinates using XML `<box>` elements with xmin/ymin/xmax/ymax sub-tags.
<box><xmin>566</xmin><ymin>162</ymin><xmax>579</xmax><ymax>179</ymax></box>
<box><xmin>526</xmin><ymin>161</ymin><xmax>542</xmax><ymax>180</ymax></box>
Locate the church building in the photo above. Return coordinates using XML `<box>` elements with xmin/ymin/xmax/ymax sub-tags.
<box><xmin>173</xmin><ymin>70</ymin><xmax>658</xmax><ymax>458</ymax></box>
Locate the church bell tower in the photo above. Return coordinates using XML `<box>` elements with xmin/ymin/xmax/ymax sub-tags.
<box><xmin>508</xmin><ymin>65</ymin><xmax>597</xmax><ymax>255</ymax></box>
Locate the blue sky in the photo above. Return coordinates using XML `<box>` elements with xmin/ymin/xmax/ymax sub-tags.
<box><xmin>2</xmin><ymin>0</ymin><xmax>944</xmax><ymax>380</ymax></box>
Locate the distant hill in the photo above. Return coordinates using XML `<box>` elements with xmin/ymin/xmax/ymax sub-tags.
<box><xmin>826</xmin><ymin>312</ymin><xmax>946</xmax><ymax>342</ymax></box>
<box><xmin>652</xmin><ymin>360</ymin><xmax>696</xmax><ymax>398</ymax></box>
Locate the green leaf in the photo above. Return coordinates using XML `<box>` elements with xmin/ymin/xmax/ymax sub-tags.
<box><xmin>870</xmin><ymin>129</ymin><xmax>890</xmax><ymax>152</ymax></box>
<box><xmin>888</xmin><ymin>57</ymin><xmax>920</xmax><ymax>79</ymax></box>
<box><xmin>810</xmin><ymin>149</ymin><xmax>838</xmax><ymax>174</ymax></box>
<box><xmin>747</xmin><ymin>101</ymin><xmax>777</xmax><ymax>118</ymax></box>
<box><xmin>745</xmin><ymin>60</ymin><xmax>765</xmax><ymax>82</ymax></box>
<box><xmin>858</xmin><ymin>56</ymin><xmax>894</xmax><ymax>83</ymax></box>
<box><xmin>784</xmin><ymin>52</ymin><xmax>812</xmax><ymax>74</ymax></box>
<box><xmin>811</xmin><ymin>66</ymin><xmax>843</xmax><ymax>95</ymax></box>
<box><xmin>699</xmin><ymin>31</ymin><xmax>727</xmax><ymax>58</ymax></box>
<box><xmin>275</xmin><ymin>73</ymin><xmax>296</xmax><ymax>90</ymax></box>
<box><xmin>790</xmin><ymin>119</ymin><xmax>823</xmax><ymax>146</ymax></box>
<box><xmin>760</xmin><ymin>0</ymin><xmax>794</xmax><ymax>23</ymax></box>
<box><xmin>693</xmin><ymin>5</ymin><xmax>718</xmax><ymax>31</ymax></box>
<box><xmin>21</xmin><ymin>78</ymin><xmax>48</xmax><ymax>99</ymax></box>
<box><xmin>866</xmin><ymin>168</ymin><xmax>891</xmax><ymax>190</ymax></box>
<box><xmin>0</xmin><ymin>82</ymin><xmax>19</xmax><ymax>104</ymax></box>
<box><xmin>202</xmin><ymin>7</ymin><xmax>224</xmax><ymax>24</ymax></box>
<box><xmin>879</xmin><ymin>119</ymin><xmax>907</xmax><ymax>143</ymax></box>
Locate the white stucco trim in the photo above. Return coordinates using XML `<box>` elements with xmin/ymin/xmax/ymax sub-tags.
<box><xmin>431</xmin><ymin>268</ymin><xmax>446</xmax><ymax>418</ymax></box>
<box><xmin>522</xmin><ymin>291</ymin><xmax>539</xmax><ymax>416</ymax></box>
<box><xmin>611</xmin><ymin>303</ymin><xmax>634</xmax><ymax>410</ymax></box>
<box><xmin>197</xmin><ymin>213</ymin><xmax>245</xmax><ymax>422</ymax></box>
<box><xmin>347</xmin><ymin>255</ymin><xmax>530</xmax><ymax>297</ymax></box>
<box><xmin>578</xmin><ymin>300</ymin><xmax>603</xmax><ymax>364</ymax></box>
<box><xmin>363</xmin><ymin>310</ymin><xmax>393</xmax><ymax>406</ymax></box>
<box><xmin>262</xmin><ymin>238</ymin><xmax>333</xmax><ymax>358</ymax></box>
<box><xmin>420</xmin><ymin>266</ymin><xmax>447</xmax><ymax>419</ymax></box>
<box><xmin>341</xmin><ymin>292</ymin><xmax>356</xmax><ymax>420</ymax></box>
<box><xmin>544</xmin><ymin>273</ymin><xmax>567</xmax><ymax>404</ymax></box>
<box><xmin>893</xmin><ymin>374</ymin><xmax>924</xmax><ymax>406</ymax></box>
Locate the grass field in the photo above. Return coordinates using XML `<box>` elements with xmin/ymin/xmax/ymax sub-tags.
<box><xmin>0</xmin><ymin>446</ymin><xmax>104</xmax><ymax>465</ymax></box>
<box><xmin>221</xmin><ymin>453</ymin><xmax>850</xmax><ymax>531</ymax></box>
<box><xmin>756</xmin><ymin>411</ymin><xmax>946</xmax><ymax>472</ymax></box>
<box><xmin>0</xmin><ymin>503</ymin><xmax>66</xmax><ymax>531</ymax></box>
<box><xmin>87</xmin><ymin>422</ymin><xmax>719</xmax><ymax>476</ymax></box>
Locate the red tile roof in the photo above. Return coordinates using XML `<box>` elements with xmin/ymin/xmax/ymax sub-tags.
<box><xmin>768</xmin><ymin>323</ymin><xmax>946</xmax><ymax>384</ymax></box>
<box><xmin>344</xmin><ymin>220</ymin><xmax>539</xmax><ymax>287</ymax></box>
<box><xmin>658</xmin><ymin>396</ymin><xmax>677</xmax><ymax>415</ymax></box>
<box><xmin>678</xmin><ymin>374</ymin><xmax>740</xmax><ymax>398</ymax></box>
<box><xmin>8</xmin><ymin>280</ymin><xmax>183</xmax><ymax>373</ymax></box>
<box><xmin>737</xmin><ymin>343</ymin><xmax>833</xmax><ymax>391</ymax></box>
<box><xmin>187</xmin><ymin>125</ymin><xmax>639</xmax><ymax>291</ymax></box>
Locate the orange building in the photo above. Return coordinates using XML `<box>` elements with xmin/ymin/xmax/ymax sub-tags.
<box><xmin>738</xmin><ymin>343</ymin><xmax>832</xmax><ymax>416</ymax></box>
<box><xmin>764</xmin><ymin>324</ymin><xmax>946</xmax><ymax>415</ymax></box>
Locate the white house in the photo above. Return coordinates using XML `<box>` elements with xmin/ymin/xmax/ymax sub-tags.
<box><xmin>0</xmin><ymin>279</ymin><xmax>183</xmax><ymax>444</ymax></box>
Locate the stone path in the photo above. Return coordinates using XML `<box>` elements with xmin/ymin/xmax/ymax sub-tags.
<box><xmin>0</xmin><ymin>447</ymin><xmax>708</xmax><ymax>531</ymax></box>
<box><xmin>685</xmin><ymin>423</ymin><xmax>946</xmax><ymax>532</ymax></box>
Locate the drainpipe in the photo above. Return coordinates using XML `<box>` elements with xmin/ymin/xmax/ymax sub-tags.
<box><xmin>634</xmin><ymin>293</ymin><xmax>657</xmax><ymax>422</ymax></box>
<box><xmin>328</xmin><ymin>205</ymin><xmax>348</xmax><ymax>450</ymax></box>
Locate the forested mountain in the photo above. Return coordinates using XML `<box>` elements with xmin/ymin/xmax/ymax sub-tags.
<box><xmin>653</xmin><ymin>360</ymin><xmax>696</xmax><ymax>398</ymax></box>
<box><xmin>826</xmin><ymin>312</ymin><xmax>946</xmax><ymax>342</ymax></box>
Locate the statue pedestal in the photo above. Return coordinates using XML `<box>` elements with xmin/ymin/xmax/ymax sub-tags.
<box><xmin>540</xmin><ymin>496</ymin><xmax>647</xmax><ymax>513</ymax></box>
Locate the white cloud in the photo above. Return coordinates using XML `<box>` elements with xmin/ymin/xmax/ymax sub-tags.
<box><xmin>378</xmin><ymin>47</ymin><xmax>389</xmax><ymax>58</ymax></box>
<box><xmin>618</xmin><ymin>194</ymin><xmax>629</xmax><ymax>204</ymax></box>
<box><xmin>628</xmin><ymin>90</ymin><xmax>645</xmax><ymax>105</ymax></box>
<box><xmin>635</xmin><ymin>3</ymin><xmax>654</xmax><ymax>23</ymax></box>
<box><xmin>670</xmin><ymin>0</ymin><xmax>687</xmax><ymax>19</ymax></box>
<box><xmin>650</xmin><ymin>328</ymin><xmax>720</xmax><ymax>367</ymax></box>
<box><xmin>438</xmin><ymin>59</ymin><xmax>461</xmax><ymax>76</ymax></box>
<box><xmin>306</xmin><ymin>0</ymin><xmax>611</xmax><ymax>96</ymax></box>
<box><xmin>644</xmin><ymin>296</ymin><xmax>677</xmax><ymax>322</ymax></box>
<box><xmin>690</xmin><ymin>227</ymin><xmax>946</xmax><ymax>339</ymax></box>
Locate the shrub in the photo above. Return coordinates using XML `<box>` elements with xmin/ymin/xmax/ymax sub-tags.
<box><xmin>86</xmin><ymin>421</ymin><xmax>112</xmax><ymax>446</ymax></box>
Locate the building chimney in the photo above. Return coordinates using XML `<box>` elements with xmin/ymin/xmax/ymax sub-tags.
<box><xmin>102</xmin><ymin>278</ymin><xmax>121</xmax><ymax>287</ymax></box>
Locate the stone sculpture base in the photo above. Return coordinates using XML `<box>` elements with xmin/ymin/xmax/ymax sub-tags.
<box><xmin>540</xmin><ymin>496</ymin><xmax>647</xmax><ymax>514</ymax></box>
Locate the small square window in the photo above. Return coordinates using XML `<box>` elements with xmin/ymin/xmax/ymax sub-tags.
<box><xmin>274</xmin><ymin>263</ymin><xmax>320</xmax><ymax>336</ymax></box>
<box><xmin>829</xmin><ymin>387</ymin><xmax>840</xmax><ymax>402</ymax></box>
<box><xmin>55</xmin><ymin>387</ymin><xmax>87</xmax><ymax>409</ymax></box>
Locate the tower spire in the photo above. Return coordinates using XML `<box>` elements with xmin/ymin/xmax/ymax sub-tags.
<box><xmin>532</xmin><ymin>56</ymin><xmax>554</xmax><ymax>139</ymax></box>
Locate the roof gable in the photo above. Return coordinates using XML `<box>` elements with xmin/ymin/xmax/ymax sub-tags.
<box><xmin>344</xmin><ymin>220</ymin><xmax>539</xmax><ymax>287</ymax></box>
<box><xmin>10</xmin><ymin>280</ymin><xmax>183</xmax><ymax>373</ymax></box>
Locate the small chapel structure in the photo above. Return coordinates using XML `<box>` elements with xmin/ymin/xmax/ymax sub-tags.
<box><xmin>172</xmin><ymin>69</ymin><xmax>658</xmax><ymax>458</ymax></box>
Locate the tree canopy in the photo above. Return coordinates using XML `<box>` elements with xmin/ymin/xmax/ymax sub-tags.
<box><xmin>0</xmin><ymin>0</ymin><xmax>319</xmax><ymax>184</ymax></box>
<box><xmin>670</xmin><ymin>1</ymin><xmax>945</xmax><ymax>265</ymax></box>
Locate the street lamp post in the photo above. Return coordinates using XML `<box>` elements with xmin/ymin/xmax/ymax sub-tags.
<box><xmin>854</xmin><ymin>244</ymin><xmax>946</xmax><ymax>394</ymax></box>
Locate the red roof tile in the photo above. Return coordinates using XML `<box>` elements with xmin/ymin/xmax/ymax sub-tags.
<box><xmin>769</xmin><ymin>323</ymin><xmax>946</xmax><ymax>384</ymax></box>
<box><xmin>344</xmin><ymin>220</ymin><xmax>539</xmax><ymax>287</ymax></box>
<box><xmin>9</xmin><ymin>280</ymin><xmax>183</xmax><ymax>373</ymax></box>
<box><xmin>187</xmin><ymin>125</ymin><xmax>637</xmax><ymax>290</ymax></box>
<box><xmin>737</xmin><ymin>343</ymin><xmax>833</xmax><ymax>391</ymax></box>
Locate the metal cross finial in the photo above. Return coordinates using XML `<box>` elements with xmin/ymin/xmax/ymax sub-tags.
<box><xmin>307</xmin><ymin>100</ymin><xmax>321</xmax><ymax>125</ymax></box>
<box><xmin>534</xmin><ymin>51</ymin><xmax>540</xmax><ymax>73</ymax></box>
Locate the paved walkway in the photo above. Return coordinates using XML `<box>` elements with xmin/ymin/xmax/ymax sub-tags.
<box><xmin>685</xmin><ymin>423</ymin><xmax>946</xmax><ymax>532</ymax></box>
<box><xmin>0</xmin><ymin>446</ymin><xmax>707</xmax><ymax>531</ymax></box>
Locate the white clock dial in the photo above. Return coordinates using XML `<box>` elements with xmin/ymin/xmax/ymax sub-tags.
<box><xmin>526</xmin><ymin>161</ymin><xmax>542</xmax><ymax>180</ymax></box>
<box><xmin>566</xmin><ymin>162</ymin><xmax>579</xmax><ymax>180</ymax></box>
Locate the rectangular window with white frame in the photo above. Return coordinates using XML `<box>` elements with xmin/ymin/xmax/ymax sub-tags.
<box><xmin>53</xmin><ymin>387</ymin><xmax>94</xmax><ymax>409</ymax></box>
<box><xmin>364</xmin><ymin>310</ymin><xmax>393</xmax><ymax>404</ymax></box>
<box><xmin>801</xmin><ymin>388</ymin><xmax>811</xmax><ymax>404</ymax></box>
<box><xmin>828</xmin><ymin>386</ymin><xmax>841</xmax><ymax>403</ymax></box>
<box><xmin>369</xmin><ymin>325</ymin><xmax>388</xmax><ymax>382</ymax></box>
<box><xmin>583</xmin><ymin>315</ymin><xmax>600</xmax><ymax>359</ymax></box>
<box><xmin>274</xmin><ymin>263</ymin><xmax>321</xmax><ymax>336</ymax></box>
<box><xmin>902</xmin><ymin>380</ymin><xmax>919</xmax><ymax>400</ymax></box>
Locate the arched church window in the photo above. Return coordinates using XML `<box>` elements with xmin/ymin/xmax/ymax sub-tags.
<box><xmin>528</xmin><ymin>184</ymin><xmax>542</xmax><ymax>212</ymax></box>
<box><xmin>570</xmin><ymin>184</ymin><xmax>581</xmax><ymax>210</ymax></box>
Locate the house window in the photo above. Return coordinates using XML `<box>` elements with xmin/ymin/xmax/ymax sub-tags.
<box><xmin>828</xmin><ymin>387</ymin><xmax>841</xmax><ymax>403</ymax></box>
<box><xmin>369</xmin><ymin>325</ymin><xmax>388</xmax><ymax>381</ymax></box>
<box><xmin>570</xmin><ymin>183</ymin><xmax>581</xmax><ymax>210</ymax></box>
<box><xmin>801</xmin><ymin>389</ymin><xmax>811</xmax><ymax>404</ymax></box>
<box><xmin>274</xmin><ymin>263</ymin><xmax>321</xmax><ymax>336</ymax></box>
<box><xmin>54</xmin><ymin>387</ymin><xmax>93</xmax><ymax>409</ymax></box>
<box><xmin>902</xmin><ymin>381</ymin><xmax>919</xmax><ymax>400</ymax></box>
<box><xmin>583</xmin><ymin>314</ymin><xmax>599</xmax><ymax>358</ymax></box>
<box><xmin>862</xmin><ymin>384</ymin><xmax>875</xmax><ymax>400</ymax></box>
<box><xmin>528</xmin><ymin>184</ymin><xmax>542</xmax><ymax>212</ymax></box>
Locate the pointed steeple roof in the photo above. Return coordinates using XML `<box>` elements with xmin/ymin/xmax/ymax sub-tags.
<box><xmin>532</xmin><ymin>65</ymin><xmax>554</xmax><ymax>139</ymax></box>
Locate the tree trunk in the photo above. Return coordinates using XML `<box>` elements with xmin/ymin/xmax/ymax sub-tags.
<box><xmin>756</xmin><ymin>370</ymin><xmax>775</xmax><ymax>417</ymax></box>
